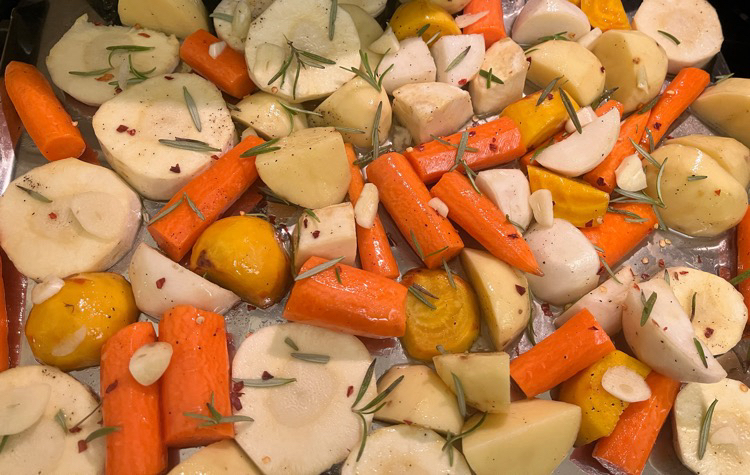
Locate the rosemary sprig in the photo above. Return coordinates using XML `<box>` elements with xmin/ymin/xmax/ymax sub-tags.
<box><xmin>352</xmin><ymin>359</ymin><xmax>377</xmax><ymax>408</ymax></box>
<box><xmin>335</xmin><ymin>266</ymin><xmax>342</xmax><ymax>284</ymax></box>
<box><xmin>694</xmin><ymin>338</ymin><xmax>708</xmax><ymax>368</ymax></box>
<box><xmin>599</xmin><ymin>257</ymin><xmax>621</xmax><ymax>284</ymax></box>
<box><xmin>185</xmin><ymin>393</ymin><xmax>253</xmax><ymax>426</ymax></box>
<box><xmin>267</xmin><ymin>41</ymin><xmax>335</xmax><ymax>99</ymax></box>
<box><xmin>452</xmin><ymin>373</ymin><xmax>467</xmax><ymax>417</ymax></box>
<box><xmin>559</xmin><ymin>88</ymin><xmax>582</xmax><ymax>134</ymax></box>
<box><xmin>612</xmin><ymin>188</ymin><xmax>665</xmax><ymax>208</ymax></box>
<box><xmin>412</xmin><ymin>283</ymin><xmax>439</xmax><ymax>299</ymax></box>
<box><xmin>537</xmin><ymin>76</ymin><xmax>562</xmax><ymax>106</ymax></box>
<box><xmin>638</xmin><ymin>95</ymin><xmax>660</xmax><ymax>114</ymax></box>
<box><xmin>630</xmin><ymin>138</ymin><xmax>661</xmax><ymax>169</ymax></box>
<box><xmin>640</xmin><ymin>291</ymin><xmax>657</xmax><ymax>326</ymax></box>
<box><xmin>128</xmin><ymin>54</ymin><xmax>155</xmax><ymax>79</ymax></box>
<box><xmin>284</xmin><ymin>336</ymin><xmax>299</xmax><ymax>351</ymax></box>
<box><xmin>591</xmin><ymin>87</ymin><xmax>619</xmax><ymax>110</ymax></box>
<box><xmin>443</xmin><ymin>412</ymin><xmax>488</xmax><ymax>465</ymax></box>
<box><xmin>443</xmin><ymin>258</ymin><xmax>456</xmax><ymax>289</ymax></box>
<box><xmin>294</xmin><ymin>256</ymin><xmax>345</xmax><ymax>281</ymax></box>
<box><xmin>445</xmin><ymin>46</ymin><xmax>471</xmax><ymax>72</ymax></box>
<box><xmin>210</xmin><ymin>12</ymin><xmax>233</xmax><ymax>22</ymax></box>
<box><xmin>0</xmin><ymin>435</ymin><xmax>7</xmax><ymax>454</ymax></box>
<box><xmin>409</xmin><ymin>284</ymin><xmax>437</xmax><ymax>310</ymax></box>
<box><xmin>329</xmin><ymin>0</ymin><xmax>338</xmax><ymax>40</ymax></box>
<box><xmin>240</xmin><ymin>138</ymin><xmax>281</xmax><ymax>157</ymax></box>
<box><xmin>55</xmin><ymin>409</ymin><xmax>68</xmax><ymax>432</ymax></box>
<box><xmin>687</xmin><ymin>175</ymin><xmax>708</xmax><ymax>181</ymax></box>
<box><xmin>352</xmin><ymin>373</ymin><xmax>405</xmax><ymax>461</ymax></box>
<box><xmin>698</xmin><ymin>399</ymin><xmax>719</xmax><ymax>459</ymax></box>
<box><xmin>334</xmin><ymin>126</ymin><xmax>366</xmax><ymax>134</ymax></box>
<box><xmin>410</xmin><ymin>229</ymin><xmax>425</xmax><ymax>259</ymax></box>
<box><xmin>158</xmin><ymin>138</ymin><xmax>221</xmax><ymax>152</ymax></box>
<box><xmin>184</xmin><ymin>192</ymin><xmax>205</xmax><ymax>220</ymax></box>
<box><xmin>691</xmin><ymin>292</ymin><xmax>697</xmax><ymax>320</ymax></box>
<box><xmin>16</xmin><ymin>185</ymin><xmax>52</xmax><ymax>203</ymax></box>
<box><xmin>416</xmin><ymin>24</ymin><xmax>430</xmax><ymax>37</ymax></box>
<box><xmin>148</xmin><ymin>197</ymin><xmax>185</xmax><ymax>225</ymax></box>
<box><xmin>479</xmin><ymin>68</ymin><xmax>503</xmax><ymax>88</ymax></box>
<box><xmin>715</xmin><ymin>73</ymin><xmax>734</xmax><ymax>84</ymax></box>
<box><xmin>234</xmin><ymin>377</ymin><xmax>296</xmax><ymax>389</ymax></box>
<box><xmin>657</xmin><ymin>30</ymin><xmax>680</xmax><ymax>45</ymax></box>
<box><xmin>69</xmin><ymin>67</ymin><xmax>114</xmax><ymax>76</ymax></box>
<box><xmin>371</xmin><ymin>101</ymin><xmax>383</xmax><ymax>162</ymax></box>
<box><xmin>342</xmin><ymin>51</ymin><xmax>383</xmax><ymax>91</ymax></box>
<box><xmin>84</xmin><ymin>426</ymin><xmax>121</xmax><ymax>443</ymax></box>
<box><xmin>430</xmin><ymin>134</ymin><xmax>479</xmax><ymax>153</ymax></box>
<box><xmin>183</xmin><ymin>86</ymin><xmax>201</xmax><ymax>131</ymax></box>
<box><xmin>292</xmin><ymin>352</ymin><xmax>331</xmax><ymax>364</ymax></box>
<box><xmin>304</xmin><ymin>208</ymin><xmax>320</xmax><ymax>222</ymax></box>
<box><xmin>730</xmin><ymin>269</ymin><xmax>750</xmax><ymax>286</ymax></box>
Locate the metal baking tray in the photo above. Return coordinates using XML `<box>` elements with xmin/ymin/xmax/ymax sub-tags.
<box><xmin>1</xmin><ymin>0</ymin><xmax>748</xmax><ymax>473</ymax></box>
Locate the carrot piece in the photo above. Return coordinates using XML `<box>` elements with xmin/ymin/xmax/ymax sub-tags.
<box><xmin>592</xmin><ymin>372</ymin><xmax>680</xmax><ymax>475</ymax></box>
<box><xmin>403</xmin><ymin>117</ymin><xmax>526</xmax><ymax>184</ymax></box>
<box><xmin>366</xmin><ymin>152</ymin><xmax>464</xmax><ymax>269</ymax></box>
<box><xmin>639</xmin><ymin>67</ymin><xmax>710</xmax><ymax>147</ymax></box>
<box><xmin>148</xmin><ymin>136</ymin><xmax>263</xmax><ymax>261</ymax></box>
<box><xmin>283</xmin><ymin>256</ymin><xmax>408</xmax><ymax>338</ymax></box>
<box><xmin>520</xmin><ymin>99</ymin><xmax>624</xmax><ymax>170</ymax></box>
<box><xmin>180</xmin><ymin>30</ymin><xmax>256</xmax><ymax>99</ymax></box>
<box><xmin>100</xmin><ymin>323</ymin><xmax>166</xmax><ymax>475</ymax></box>
<box><xmin>4</xmin><ymin>61</ymin><xmax>85</xmax><ymax>161</ymax></box>
<box><xmin>0</xmin><ymin>257</ymin><xmax>7</xmax><ymax>372</ymax></box>
<box><xmin>461</xmin><ymin>0</ymin><xmax>507</xmax><ymax>47</ymax></box>
<box><xmin>581</xmin><ymin>203</ymin><xmax>657</xmax><ymax>267</ymax></box>
<box><xmin>737</xmin><ymin>207</ymin><xmax>750</xmax><ymax>324</ymax></box>
<box><xmin>509</xmin><ymin>309</ymin><xmax>615</xmax><ymax>398</ymax></box>
<box><xmin>347</xmin><ymin>145</ymin><xmax>399</xmax><ymax>278</ymax></box>
<box><xmin>583</xmin><ymin>109</ymin><xmax>651</xmax><ymax>193</ymax></box>
<box><xmin>159</xmin><ymin>306</ymin><xmax>233</xmax><ymax>448</ymax></box>
<box><xmin>430</xmin><ymin>171</ymin><xmax>542</xmax><ymax>275</ymax></box>
<box><xmin>78</xmin><ymin>145</ymin><xmax>101</xmax><ymax>166</ymax></box>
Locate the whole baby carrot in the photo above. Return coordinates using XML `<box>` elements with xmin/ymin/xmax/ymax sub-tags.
<box><xmin>581</xmin><ymin>203</ymin><xmax>657</xmax><ymax>267</ymax></box>
<box><xmin>509</xmin><ymin>309</ymin><xmax>615</xmax><ymax>398</ymax></box>
<box><xmin>100</xmin><ymin>323</ymin><xmax>166</xmax><ymax>475</ymax></box>
<box><xmin>283</xmin><ymin>256</ymin><xmax>407</xmax><ymax>338</ymax></box>
<box><xmin>430</xmin><ymin>171</ymin><xmax>542</xmax><ymax>275</ymax></box>
<box><xmin>346</xmin><ymin>144</ymin><xmax>399</xmax><ymax>278</ymax></box>
<box><xmin>148</xmin><ymin>135</ymin><xmax>263</xmax><ymax>261</ymax></box>
<box><xmin>4</xmin><ymin>61</ymin><xmax>86</xmax><ymax>161</ymax></box>
<box><xmin>403</xmin><ymin>117</ymin><xmax>526</xmax><ymax>184</ymax></box>
<box><xmin>180</xmin><ymin>30</ymin><xmax>256</xmax><ymax>99</ymax></box>
<box><xmin>159</xmin><ymin>305</ymin><xmax>234</xmax><ymax>448</ymax></box>
<box><xmin>367</xmin><ymin>152</ymin><xmax>464</xmax><ymax>269</ymax></box>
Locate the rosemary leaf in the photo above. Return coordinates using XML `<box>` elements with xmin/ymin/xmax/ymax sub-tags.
<box><xmin>698</xmin><ymin>399</ymin><xmax>719</xmax><ymax>459</ymax></box>
<box><xmin>210</xmin><ymin>12</ymin><xmax>233</xmax><ymax>22</ymax></box>
<box><xmin>591</xmin><ymin>87</ymin><xmax>619</xmax><ymax>110</ymax></box>
<box><xmin>378</xmin><ymin>63</ymin><xmax>394</xmax><ymax>88</ymax></box>
<box><xmin>655</xmin><ymin>157</ymin><xmax>668</xmax><ymax>206</ymax></box>
<box><xmin>479</xmin><ymin>68</ymin><xmax>503</xmax><ymax>88</ymax></box>
<box><xmin>638</xmin><ymin>95</ymin><xmax>660</xmax><ymax>114</ymax></box>
<box><xmin>334</xmin><ymin>126</ymin><xmax>366</xmax><ymax>134</ymax></box>
<box><xmin>687</xmin><ymin>175</ymin><xmax>708</xmax><ymax>181</ymax></box>
<box><xmin>335</xmin><ymin>266</ymin><xmax>342</xmax><ymax>284</ymax></box>
<box><xmin>341</xmin><ymin>65</ymin><xmax>381</xmax><ymax>91</ymax></box>
<box><xmin>355</xmin><ymin>412</ymin><xmax>369</xmax><ymax>461</ymax></box>
<box><xmin>505</xmin><ymin>214</ymin><xmax>526</xmax><ymax>232</ymax></box>
<box><xmin>183</xmin><ymin>192</ymin><xmax>205</xmax><ymax>220</ymax></box>
<box><xmin>657</xmin><ymin>30</ymin><xmax>681</xmax><ymax>45</ymax></box>
<box><xmin>355</xmin><ymin>375</ymin><xmax>404</xmax><ymax>413</ymax></box>
<box><xmin>664</xmin><ymin>269</ymin><xmax>671</xmax><ymax>285</ymax></box>
<box><xmin>55</xmin><ymin>409</ymin><xmax>68</xmax><ymax>432</ymax></box>
<box><xmin>69</xmin><ymin>67</ymin><xmax>113</xmax><ymax>77</ymax></box>
<box><xmin>694</xmin><ymin>338</ymin><xmax>708</xmax><ymax>368</ymax></box>
<box><xmin>408</xmin><ymin>285</ymin><xmax>437</xmax><ymax>310</ymax></box>
<box><xmin>559</xmin><ymin>88</ymin><xmax>581</xmax><ymax>134</ymax></box>
<box><xmin>523</xmin><ymin>47</ymin><xmax>538</xmax><ymax>55</ymax></box>
<box><xmin>297</xmin><ymin>50</ymin><xmax>336</xmax><ymax>65</ymax></box>
<box><xmin>279</xmin><ymin>102</ymin><xmax>322</xmax><ymax>117</ymax></box>
<box><xmin>613</xmin><ymin>188</ymin><xmax>665</xmax><ymax>208</ymax></box>
<box><xmin>715</xmin><ymin>73</ymin><xmax>734</xmax><ymax>84</ymax></box>
<box><xmin>128</xmin><ymin>54</ymin><xmax>155</xmax><ymax>79</ymax></box>
<box><xmin>284</xmin><ymin>336</ymin><xmax>299</xmax><ymax>351</ymax></box>
<box><xmin>291</xmin><ymin>352</ymin><xmax>330</xmax><ymax>364</ymax></box>
<box><xmin>411</xmin><ymin>283</ymin><xmax>439</xmax><ymax>299</ymax></box>
<box><xmin>16</xmin><ymin>185</ymin><xmax>52</xmax><ymax>203</ymax></box>
<box><xmin>537</xmin><ymin>76</ymin><xmax>562</xmax><ymax>106</ymax></box>
<box><xmin>410</xmin><ymin>229</ymin><xmax>425</xmax><ymax>260</ymax></box>
<box><xmin>452</xmin><ymin>373</ymin><xmax>467</xmax><ymax>417</ymax></box>
<box><xmin>445</xmin><ymin>46</ymin><xmax>471</xmax><ymax>72</ymax></box>
<box><xmin>730</xmin><ymin>269</ymin><xmax>750</xmax><ymax>286</ymax></box>
<box><xmin>530</xmin><ymin>143</ymin><xmax>550</xmax><ymax>163</ymax></box>
<box><xmin>450</xmin><ymin>130</ymin><xmax>471</xmax><ymax>171</ymax></box>
<box><xmin>607</xmin><ymin>206</ymin><xmax>645</xmax><ymax>220</ymax></box>
<box><xmin>443</xmin><ymin>258</ymin><xmax>456</xmax><ymax>289</ymax></box>
<box><xmin>645</xmin><ymin>127</ymin><xmax>655</xmax><ymax>152</ymax></box>
<box><xmin>640</xmin><ymin>291</ymin><xmax>657</xmax><ymax>326</ymax></box>
<box><xmin>158</xmin><ymin>138</ymin><xmax>221</xmax><ymax>152</ymax></box>
<box><xmin>442</xmin><ymin>412</ymin><xmax>488</xmax><ymax>451</ymax></box>
<box><xmin>691</xmin><ymin>292</ymin><xmax>697</xmax><ymax>320</ymax></box>
<box><xmin>240</xmin><ymin>138</ymin><xmax>281</xmax><ymax>157</ymax></box>
<box><xmin>527</xmin><ymin>312</ymin><xmax>536</xmax><ymax>345</ymax></box>
<box><xmin>425</xmin><ymin>31</ymin><xmax>440</xmax><ymax>46</ymax></box>
<box><xmin>424</xmin><ymin>245</ymin><xmax>449</xmax><ymax>259</ymax></box>
<box><xmin>416</xmin><ymin>24</ymin><xmax>430</xmax><ymax>37</ymax></box>
<box><xmin>599</xmin><ymin>257</ymin><xmax>622</xmax><ymax>284</ymax></box>
<box><xmin>294</xmin><ymin>256</ymin><xmax>345</xmax><ymax>281</ymax></box>
<box><xmin>430</xmin><ymin>134</ymin><xmax>479</xmax><ymax>153</ymax></box>
<box><xmin>0</xmin><ymin>435</ymin><xmax>7</xmax><ymax>454</ymax></box>
<box><xmin>353</xmin><ymin>359</ymin><xmax>377</xmax><ymax>408</ymax></box>
<box><xmin>630</xmin><ymin>138</ymin><xmax>661</xmax><ymax>169</ymax></box>
<box><xmin>235</xmin><ymin>377</ymin><xmax>297</xmax><ymax>387</ymax></box>
<box><xmin>84</xmin><ymin>426</ymin><xmax>121</xmax><ymax>443</ymax></box>
<box><xmin>304</xmin><ymin>209</ymin><xmax>320</xmax><ymax>222</ymax></box>
<box><xmin>183</xmin><ymin>86</ymin><xmax>201</xmax><ymax>132</ymax></box>
<box><xmin>536</xmin><ymin>31</ymin><xmax>569</xmax><ymax>43</ymax></box>
<box><xmin>371</xmin><ymin>101</ymin><xmax>383</xmax><ymax>162</ymax></box>
<box><xmin>105</xmin><ymin>44</ymin><xmax>155</xmax><ymax>52</ymax></box>
<box><xmin>258</xmin><ymin>186</ymin><xmax>290</xmax><ymax>205</ymax></box>
<box><xmin>328</xmin><ymin>0</ymin><xmax>337</xmax><ymax>40</ymax></box>
<box><xmin>69</xmin><ymin>402</ymin><xmax>102</xmax><ymax>433</ymax></box>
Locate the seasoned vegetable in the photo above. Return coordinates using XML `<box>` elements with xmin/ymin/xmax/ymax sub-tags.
<box><xmin>433</xmin><ymin>352</ymin><xmax>510</xmax><ymax>413</ymax></box>
<box><xmin>527</xmin><ymin>166</ymin><xmax>609</xmax><ymax>228</ymax></box>
<box><xmin>392</xmin><ymin>82</ymin><xmax>473</xmax><ymax>145</ymax></box>
<box><xmin>581</xmin><ymin>0</ymin><xmax>631</xmax><ymax>31</ymax></box>
<box><xmin>581</xmin><ymin>203</ymin><xmax>657</xmax><ymax>267</ymax></box>
<box><xmin>500</xmin><ymin>89</ymin><xmax>579</xmax><ymax>149</ymax></box>
<box><xmin>376</xmin><ymin>38</ymin><xmax>437</xmax><ymax>94</ymax></box>
<box><xmin>475</xmin><ymin>169</ymin><xmax>532</xmax><ymax>230</ymax></box>
<box><xmin>231</xmin><ymin>92</ymin><xmax>307</xmax><ymax>139</ymax></box>
<box><xmin>691</xmin><ymin>78</ymin><xmax>750</xmax><ymax>148</ymax></box>
<box><xmin>461</xmin><ymin>0</ymin><xmax>507</xmax><ymax>47</ymax></box>
<box><xmin>118</xmin><ymin>0</ymin><xmax>209</xmax><ymax>38</ymax></box>
<box><xmin>168</xmin><ymin>439</ymin><xmax>262</xmax><ymax>474</ymax></box>
<box><xmin>294</xmin><ymin>202</ymin><xmax>357</xmax><ymax>269</ymax></box>
<box><xmin>666</xmin><ymin>135</ymin><xmax>750</xmax><ymax>188</ymax></box>
<box><xmin>468</xmin><ymin>38</ymin><xmax>528</xmax><ymax>116</ymax></box>
<box><xmin>511</xmin><ymin>0</ymin><xmax>590</xmax><ymax>44</ymax></box>
<box><xmin>430</xmin><ymin>34</ymin><xmax>485</xmax><ymax>87</ymax></box>
<box><xmin>390</xmin><ymin>0</ymin><xmax>460</xmax><ymax>42</ymax></box>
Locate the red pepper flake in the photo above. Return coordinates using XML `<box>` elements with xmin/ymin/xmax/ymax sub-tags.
<box><xmin>78</xmin><ymin>440</ymin><xmax>88</xmax><ymax>453</ymax></box>
<box><xmin>508</xmin><ymin>233</ymin><xmax>519</xmax><ymax>239</ymax></box>
<box><xmin>211</xmin><ymin>154</ymin><xmax>220</xmax><ymax>160</ymax></box>
<box><xmin>416</xmin><ymin>144</ymin><xmax>425</xmax><ymax>152</ymax></box>
<box><xmin>230</xmin><ymin>393</ymin><xmax>243</xmax><ymax>411</ymax></box>
<box><xmin>597</xmin><ymin>266</ymin><xmax>606</xmax><ymax>276</ymax></box>
<box><xmin>697</xmin><ymin>255</ymin><xmax>702</xmax><ymax>263</ymax></box>
<box><xmin>719</xmin><ymin>266</ymin><xmax>731</xmax><ymax>280</ymax></box>
<box><xmin>233</xmin><ymin>381</ymin><xmax>244</xmax><ymax>393</ymax></box>
<box><xmin>680</xmin><ymin>271</ymin><xmax>689</xmax><ymax>275</ymax></box>
<box><xmin>488</xmin><ymin>143</ymin><xmax>498</xmax><ymax>152</ymax></box>
<box><xmin>714</xmin><ymin>189</ymin><xmax>722</xmax><ymax>196</ymax></box>
<box><xmin>597</xmin><ymin>177</ymin><xmax>605</xmax><ymax>186</ymax></box>
<box><xmin>69</xmin><ymin>426</ymin><xmax>82</xmax><ymax>434</ymax></box>
<box><xmin>246</xmin><ymin>304</ymin><xmax>256</xmax><ymax>311</ymax></box>
<box><xmin>96</xmin><ymin>73</ymin><xmax>114</xmax><ymax>82</ymax></box>
<box><xmin>458</xmin><ymin>78</ymin><xmax>467</xmax><ymax>86</ymax></box>
<box><xmin>116</xmin><ymin>125</ymin><xmax>129</xmax><ymax>133</ymax></box>
<box><xmin>515</xmin><ymin>285</ymin><xmax>526</xmax><ymax>296</ymax></box>
<box><xmin>403</xmin><ymin>419</ymin><xmax>413</xmax><ymax>425</ymax></box>
<box><xmin>115</xmin><ymin>87</ymin><xmax>122</xmax><ymax>94</ymax></box>
<box><xmin>589</xmin><ymin>326</ymin><xmax>599</xmax><ymax>330</ymax></box>
<box><xmin>600</xmin><ymin>66</ymin><xmax>605</xmax><ymax>73</ymax></box>
<box><xmin>704</xmin><ymin>327</ymin><xmax>714</xmax><ymax>338</ymax></box>
<box><xmin>653</xmin><ymin>122</ymin><xmax>662</xmax><ymax>130</ymax></box>
<box><xmin>261</xmin><ymin>371</ymin><xmax>274</xmax><ymax>380</ymax></box>
<box><xmin>312</xmin><ymin>230</ymin><xmax>320</xmax><ymax>239</ymax></box>
<box><xmin>673</xmin><ymin>272</ymin><xmax>679</xmax><ymax>281</ymax></box>
<box><xmin>468</xmin><ymin>130</ymin><xmax>476</xmax><ymax>137</ymax></box>
<box><xmin>658</xmin><ymin>259</ymin><xmax>665</xmax><ymax>268</ymax></box>
<box><xmin>268</xmin><ymin>215</ymin><xmax>277</xmax><ymax>225</ymax></box>
<box><xmin>346</xmin><ymin>385</ymin><xmax>354</xmax><ymax>397</ymax></box>
<box><xmin>666</xmin><ymin>135</ymin><xmax>675</xmax><ymax>140</ymax></box>
<box><xmin>641</xmin><ymin>273</ymin><xmax>650</xmax><ymax>280</ymax></box>
<box><xmin>48</xmin><ymin>212</ymin><xmax>57</xmax><ymax>220</ymax></box>
<box><xmin>105</xmin><ymin>380</ymin><xmax>118</xmax><ymax>393</ymax></box>
<box><xmin>584</xmin><ymin>220</ymin><xmax>593</xmax><ymax>227</ymax></box>
<box><xmin>165</xmin><ymin>75</ymin><xmax>174</xmax><ymax>80</ymax></box>
<box><xmin>155</xmin><ymin>278</ymin><xmax>166</xmax><ymax>289</ymax></box>
<box><xmin>547</xmin><ymin>93</ymin><xmax>554</xmax><ymax>100</ymax></box>
<box><xmin>541</xmin><ymin>303</ymin><xmax>553</xmax><ymax>317</ymax></box>
<box><xmin>127</xmin><ymin>129</ymin><xmax>136</xmax><ymax>136</ymax></box>
<box><xmin>526</xmin><ymin>57</ymin><xmax>532</xmax><ymax>63</ymax></box>
<box><xmin>303</xmin><ymin>218</ymin><xmax>308</xmax><ymax>228</ymax></box>
<box><xmin>491</xmin><ymin>137</ymin><xmax>497</xmax><ymax>143</ymax></box>
<box><xmin>138</xmin><ymin>32</ymin><xmax>151</xmax><ymax>38</ymax></box>
<box><xmin>170</xmin><ymin>164</ymin><xmax>181</xmax><ymax>173</ymax></box>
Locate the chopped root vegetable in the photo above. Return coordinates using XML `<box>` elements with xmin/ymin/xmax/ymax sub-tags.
<box><xmin>180</xmin><ymin>29</ymin><xmax>255</xmax><ymax>98</ymax></box>
<box><xmin>581</xmin><ymin>203</ymin><xmax>657</xmax><ymax>267</ymax></box>
<box><xmin>737</xmin><ymin>207</ymin><xmax>750</xmax><ymax>322</ymax></box>
<box><xmin>462</xmin><ymin>0</ymin><xmax>507</xmax><ymax>47</ymax></box>
<box><xmin>601</xmin><ymin>366</ymin><xmax>652</xmax><ymax>403</ymax></box>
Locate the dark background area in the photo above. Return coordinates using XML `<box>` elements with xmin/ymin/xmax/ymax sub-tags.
<box><xmin>0</xmin><ymin>0</ymin><xmax>748</xmax><ymax>76</ymax></box>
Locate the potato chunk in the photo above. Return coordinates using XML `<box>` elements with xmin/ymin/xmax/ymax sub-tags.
<box><xmin>392</xmin><ymin>82</ymin><xmax>473</xmax><ymax>145</ymax></box>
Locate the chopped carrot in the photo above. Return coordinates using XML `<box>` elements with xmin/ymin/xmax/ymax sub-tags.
<box><xmin>0</xmin><ymin>257</ymin><xmax>6</xmax><ymax>372</ymax></box>
<box><xmin>78</xmin><ymin>145</ymin><xmax>101</xmax><ymax>166</ymax></box>
<box><xmin>520</xmin><ymin>99</ymin><xmax>624</xmax><ymax>171</ymax></box>
<box><xmin>639</xmin><ymin>67</ymin><xmax>710</xmax><ymax>147</ymax></box>
<box><xmin>737</xmin><ymin>207</ymin><xmax>750</xmax><ymax>324</ymax></box>
<box><xmin>4</xmin><ymin>61</ymin><xmax>86</xmax><ymax>161</ymax></box>
<box><xmin>221</xmin><ymin>182</ymin><xmax>264</xmax><ymax>218</ymax></box>
<box><xmin>462</xmin><ymin>0</ymin><xmax>507</xmax><ymax>47</ymax></box>
<box><xmin>430</xmin><ymin>171</ymin><xmax>542</xmax><ymax>275</ymax></box>
<box><xmin>283</xmin><ymin>256</ymin><xmax>408</xmax><ymax>338</ymax></box>
<box><xmin>159</xmin><ymin>306</ymin><xmax>233</xmax><ymax>448</ymax></box>
<box><xmin>148</xmin><ymin>136</ymin><xmax>263</xmax><ymax>261</ymax></box>
<box><xmin>180</xmin><ymin>30</ymin><xmax>256</xmax><ymax>99</ymax></box>
<box><xmin>509</xmin><ymin>309</ymin><xmax>615</xmax><ymax>398</ymax></box>
<box><xmin>347</xmin><ymin>145</ymin><xmax>399</xmax><ymax>279</ymax></box>
<box><xmin>366</xmin><ymin>152</ymin><xmax>464</xmax><ymax>269</ymax></box>
<box><xmin>100</xmin><ymin>323</ymin><xmax>166</xmax><ymax>475</ymax></box>
<box><xmin>592</xmin><ymin>371</ymin><xmax>680</xmax><ymax>475</ymax></box>
<box><xmin>581</xmin><ymin>203</ymin><xmax>658</xmax><ymax>267</ymax></box>
<box><xmin>583</xmin><ymin>109</ymin><xmax>651</xmax><ymax>193</ymax></box>
<box><xmin>403</xmin><ymin>117</ymin><xmax>526</xmax><ymax>184</ymax></box>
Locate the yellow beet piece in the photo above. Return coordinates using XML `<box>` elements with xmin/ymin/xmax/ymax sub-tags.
<box><xmin>501</xmin><ymin>90</ymin><xmax>579</xmax><ymax>149</ymax></box>
<box><xmin>401</xmin><ymin>269</ymin><xmax>480</xmax><ymax>361</ymax></box>
<box><xmin>558</xmin><ymin>350</ymin><xmax>651</xmax><ymax>446</ymax></box>
<box><xmin>581</xmin><ymin>0</ymin><xmax>630</xmax><ymax>31</ymax></box>
<box><xmin>527</xmin><ymin>165</ymin><xmax>609</xmax><ymax>228</ymax></box>
<box><xmin>390</xmin><ymin>0</ymin><xmax>460</xmax><ymax>43</ymax></box>
<box><xmin>25</xmin><ymin>273</ymin><xmax>138</xmax><ymax>371</ymax></box>
<box><xmin>191</xmin><ymin>216</ymin><xmax>290</xmax><ymax>308</ymax></box>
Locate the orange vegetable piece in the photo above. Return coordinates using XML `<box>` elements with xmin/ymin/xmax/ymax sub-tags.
<box><xmin>462</xmin><ymin>0</ymin><xmax>507</xmax><ymax>47</ymax></box>
<box><xmin>0</xmin><ymin>257</ymin><xmax>7</xmax><ymax>372</ymax></box>
<box><xmin>581</xmin><ymin>0</ymin><xmax>631</xmax><ymax>31</ymax></box>
<box><xmin>737</xmin><ymin>206</ymin><xmax>750</xmax><ymax>325</ymax></box>
<box><xmin>581</xmin><ymin>203</ymin><xmax>658</xmax><ymax>267</ymax></box>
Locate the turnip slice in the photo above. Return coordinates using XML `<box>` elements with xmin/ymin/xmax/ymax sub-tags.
<box><xmin>476</xmin><ymin>169</ymin><xmax>532</xmax><ymax>230</ymax></box>
<box><xmin>0</xmin><ymin>384</ymin><xmax>51</xmax><ymax>436</ymax></box>
<box><xmin>376</xmin><ymin>38</ymin><xmax>437</xmax><ymax>95</ymax></box>
<box><xmin>430</xmin><ymin>34</ymin><xmax>485</xmax><ymax>87</ymax></box>
<box><xmin>511</xmin><ymin>0</ymin><xmax>591</xmax><ymax>44</ymax></box>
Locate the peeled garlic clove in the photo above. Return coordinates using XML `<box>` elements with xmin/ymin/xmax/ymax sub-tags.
<box><xmin>528</xmin><ymin>189</ymin><xmax>553</xmax><ymax>228</ymax></box>
<box><xmin>31</xmin><ymin>275</ymin><xmax>65</xmax><ymax>305</ymax></box>
<box><xmin>129</xmin><ymin>342</ymin><xmax>173</xmax><ymax>386</ymax></box>
<box><xmin>601</xmin><ymin>365</ymin><xmax>652</xmax><ymax>403</ymax></box>
<box><xmin>428</xmin><ymin>197</ymin><xmax>448</xmax><ymax>218</ymax></box>
<box><xmin>0</xmin><ymin>383</ymin><xmax>51</xmax><ymax>435</ymax></box>
<box><xmin>208</xmin><ymin>41</ymin><xmax>227</xmax><ymax>59</ymax></box>
<box><xmin>615</xmin><ymin>153</ymin><xmax>647</xmax><ymax>192</ymax></box>
<box><xmin>354</xmin><ymin>183</ymin><xmax>379</xmax><ymax>229</ymax></box>
<box><xmin>455</xmin><ymin>10</ymin><xmax>490</xmax><ymax>29</ymax></box>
